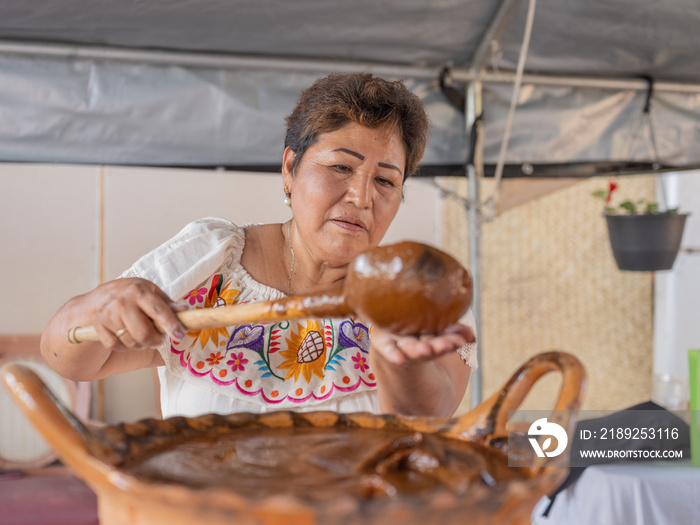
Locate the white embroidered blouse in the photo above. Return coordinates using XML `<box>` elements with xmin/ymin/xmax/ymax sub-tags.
<box><xmin>121</xmin><ymin>217</ymin><xmax>478</xmax><ymax>418</ymax></box>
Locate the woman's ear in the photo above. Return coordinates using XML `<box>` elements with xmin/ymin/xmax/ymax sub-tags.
<box><xmin>281</xmin><ymin>147</ymin><xmax>296</xmax><ymax>189</ymax></box>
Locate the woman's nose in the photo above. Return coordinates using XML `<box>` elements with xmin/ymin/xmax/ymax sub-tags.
<box><xmin>345</xmin><ymin>173</ymin><xmax>373</xmax><ymax>208</ymax></box>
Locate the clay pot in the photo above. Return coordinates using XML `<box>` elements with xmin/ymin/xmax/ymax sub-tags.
<box><xmin>1</xmin><ymin>351</ymin><xmax>585</xmax><ymax>525</ymax></box>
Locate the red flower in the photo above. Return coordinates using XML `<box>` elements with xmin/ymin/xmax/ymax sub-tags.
<box><xmin>606</xmin><ymin>182</ymin><xmax>618</xmax><ymax>203</ymax></box>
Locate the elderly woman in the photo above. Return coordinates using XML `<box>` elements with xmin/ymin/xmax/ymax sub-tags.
<box><xmin>41</xmin><ymin>72</ymin><xmax>477</xmax><ymax>419</ymax></box>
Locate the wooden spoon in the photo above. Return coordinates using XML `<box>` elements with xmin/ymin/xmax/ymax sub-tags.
<box><xmin>67</xmin><ymin>241</ymin><xmax>473</xmax><ymax>344</ymax></box>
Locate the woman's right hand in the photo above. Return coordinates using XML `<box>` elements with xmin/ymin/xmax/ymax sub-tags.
<box><xmin>84</xmin><ymin>278</ymin><xmax>187</xmax><ymax>351</ymax></box>
<box><xmin>41</xmin><ymin>278</ymin><xmax>187</xmax><ymax>381</ymax></box>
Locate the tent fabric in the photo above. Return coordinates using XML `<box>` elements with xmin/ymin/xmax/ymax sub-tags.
<box><xmin>0</xmin><ymin>1</ymin><xmax>496</xmax><ymax>66</ymax></box>
<box><xmin>1</xmin><ymin>0</ymin><xmax>700</xmax><ymax>173</ymax></box>
<box><xmin>0</xmin><ymin>57</ymin><xmax>465</xmax><ymax>167</ymax></box>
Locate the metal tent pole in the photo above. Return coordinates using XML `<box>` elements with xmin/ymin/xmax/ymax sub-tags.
<box><xmin>466</xmin><ymin>81</ymin><xmax>484</xmax><ymax>408</ymax></box>
<box><xmin>1</xmin><ymin>39</ymin><xmax>700</xmax><ymax>94</ymax></box>
<box><xmin>463</xmin><ymin>0</ymin><xmax>520</xmax><ymax>409</ymax></box>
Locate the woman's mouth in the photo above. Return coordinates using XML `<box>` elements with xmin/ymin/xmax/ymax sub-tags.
<box><xmin>332</xmin><ymin>217</ymin><xmax>367</xmax><ymax>232</ymax></box>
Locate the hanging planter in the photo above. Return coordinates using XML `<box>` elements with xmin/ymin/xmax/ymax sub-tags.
<box><xmin>592</xmin><ymin>79</ymin><xmax>692</xmax><ymax>271</ymax></box>
<box><xmin>594</xmin><ymin>181</ymin><xmax>689</xmax><ymax>272</ymax></box>
<box><xmin>604</xmin><ymin>213</ymin><xmax>689</xmax><ymax>271</ymax></box>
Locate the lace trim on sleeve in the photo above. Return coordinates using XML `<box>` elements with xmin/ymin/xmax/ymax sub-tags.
<box><xmin>118</xmin><ymin>267</ymin><xmax>139</xmax><ymax>279</ymax></box>
<box><xmin>455</xmin><ymin>308</ymin><xmax>478</xmax><ymax>369</ymax></box>
<box><xmin>457</xmin><ymin>341</ymin><xmax>479</xmax><ymax>369</ymax></box>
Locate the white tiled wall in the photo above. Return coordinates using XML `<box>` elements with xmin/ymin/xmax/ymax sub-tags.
<box><xmin>1</xmin><ymin>163</ymin><xmax>441</xmax><ymax>423</ymax></box>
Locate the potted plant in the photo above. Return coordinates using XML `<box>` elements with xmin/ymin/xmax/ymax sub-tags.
<box><xmin>593</xmin><ymin>182</ymin><xmax>689</xmax><ymax>271</ymax></box>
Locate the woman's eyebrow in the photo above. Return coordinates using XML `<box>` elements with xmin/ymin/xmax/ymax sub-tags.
<box><xmin>333</xmin><ymin>148</ymin><xmax>402</xmax><ymax>175</ymax></box>
<box><xmin>332</xmin><ymin>148</ymin><xmax>364</xmax><ymax>160</ymax></box>
<box><xmin>378</xmin><ymin>162</ymin><xmax>403</xmax><ymax>175</ymax></box>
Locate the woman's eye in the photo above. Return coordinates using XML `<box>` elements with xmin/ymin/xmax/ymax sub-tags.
<box><xmin>375</xmin><ymin>176</ymin><xmax>395</xmax><ymax>187</ymax></box>
<box><xmin>332</xmin><ymin>165</ymin><xmax>352</xmax><ymax>173</ymax></box>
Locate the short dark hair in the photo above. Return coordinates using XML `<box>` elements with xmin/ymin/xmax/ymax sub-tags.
<box><xmin>284</xmin><ymin>72</ymin><xmax>430</xmax><ymax>180</ymax></box>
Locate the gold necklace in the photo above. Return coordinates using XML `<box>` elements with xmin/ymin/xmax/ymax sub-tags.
<box><xmin>286</xmin><ymin>221</ymin><xmax>295</xmax><ymax>296</ymax></box>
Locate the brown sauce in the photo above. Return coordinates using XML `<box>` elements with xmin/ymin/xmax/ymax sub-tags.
<box><xmin>121</xmin><ymin>426</ymin><xmax>522</xmax><ymax>502</ymax></box>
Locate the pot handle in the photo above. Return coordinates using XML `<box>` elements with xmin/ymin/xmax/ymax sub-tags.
<box><xmin>445</xmin><ymin>351</ymin><xmax>586</xmax><ymax>443</ymax></box>
<box><xmin>1</xmin><ymin>363</ymin><xmax>114</xmax><ymax>471</ymax></box>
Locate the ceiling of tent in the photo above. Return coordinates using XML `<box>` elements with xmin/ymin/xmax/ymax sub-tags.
<box><xmin>4</xmin><ymin>0</ymin><xmax>700</xmax><ymax>80</ymax></box>
<box><xmin>1</xmin><ymin>0</ymin><xmax>699</xmax><ymax>176</ymax></box>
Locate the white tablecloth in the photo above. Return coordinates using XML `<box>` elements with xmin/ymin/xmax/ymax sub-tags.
<box><xmin>532</xmin><ymin>460</ymin><xmax>700</xmax><ymax>525</ymax></box>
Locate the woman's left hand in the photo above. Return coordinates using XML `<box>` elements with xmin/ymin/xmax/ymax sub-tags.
<box><xmin>370</xmin><ymin>322</ymin><xmax>476</xmax><ymax>365</ymax></box>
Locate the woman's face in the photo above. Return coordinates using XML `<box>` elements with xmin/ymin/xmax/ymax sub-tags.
<box><xmin>283</xmin><ymin>122</ymin><xmax>405</xmax><ymax>268</ymax></box>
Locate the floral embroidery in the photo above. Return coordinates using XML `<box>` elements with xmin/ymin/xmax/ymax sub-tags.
<box><xmin>352</xmin><ymin>352</ymin><xmax>369</xmax><ymax>373</ymax></box>
<box><xmin>184</xmin><ymin>287</ymin><xmax>207</xmax><ymax>305</ymax></box>
<box><xmin>279</xmin><ymin>320</ymin><xmax>327</xmax><ymax>383</ymax></box>
<box><xmin>187</xmin><ymin>275</ymin><xmax>240</xmax><ymax>350</ymax></box>
<box><xmin>168</xmin><ymin>275</ymin><xmax>377</xmax><ymax>407</ymax></box>
<box><xmin>227</xmin><ymin>352</ymin><xmax>249</xmax><ymax>372</ymax></box>
<box><xmin>227</xmin><ymin>325</ymin><xmax>264</xmax><ymax>352</ymax></box>
<box><xmin>206</xmin><ymin>352</ymin><xmax>224</xmax><ymax>366</ymax></box>
<box><xmin>326</xmin><ymin>319</ymin><xmax>371</xmax><ymax>372</ymax></box>
<box><xmin>338</xmin><ymin>319</ymin><xmax>370</xmax><ymax>353</ymax></box>
<box><xmin>227</xmin><ymin>324</ymin><xmax>283</xmax><ymax>380</ymax></box>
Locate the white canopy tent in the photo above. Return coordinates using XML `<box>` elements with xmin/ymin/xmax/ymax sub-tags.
<box><xmin>3</xmin><ymin>0</ymin><xmax>700</xmax><ymax>403</ymax></box>
<box><xmin>1</xmin><ymin>0</ymin><xmax>699</xmax><ymax>173</ymax></box>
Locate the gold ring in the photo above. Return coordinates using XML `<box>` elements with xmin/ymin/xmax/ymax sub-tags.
<box><xmin>115</xmin><ymin>328</ymin><xmax>128</xmax><ymax>339</ymax></box>
<box><xmin>66</xmin><ymin>327</ymin><xmax>79</xmax><ymax>344</ymax></box>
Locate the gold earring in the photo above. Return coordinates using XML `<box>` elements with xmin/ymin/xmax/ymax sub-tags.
<box><xmin>283</xmin><ymin>186</ymin><xmax>291</xmax><ymax>206</ymax></box>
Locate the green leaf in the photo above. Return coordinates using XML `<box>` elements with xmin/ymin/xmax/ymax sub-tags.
<box><xmin>592</xmin><ymin>190</ymin><xmax>608</xmax><ymax>200</ymax></box>
<box><xmin>619</xmin><ymin>200</ymin><xmax>637</xmax><ymax>214</ymax></box>
<box><xmin>645</xmin><ymin>202</ymin><xmax>659</xmax><ymax>214</ymax></box>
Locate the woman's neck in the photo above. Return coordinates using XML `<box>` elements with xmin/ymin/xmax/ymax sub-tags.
<box><xmin>284</xmin><ymin>220</ymin><xmax>348</xmax><ymax>296</ymax></box>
